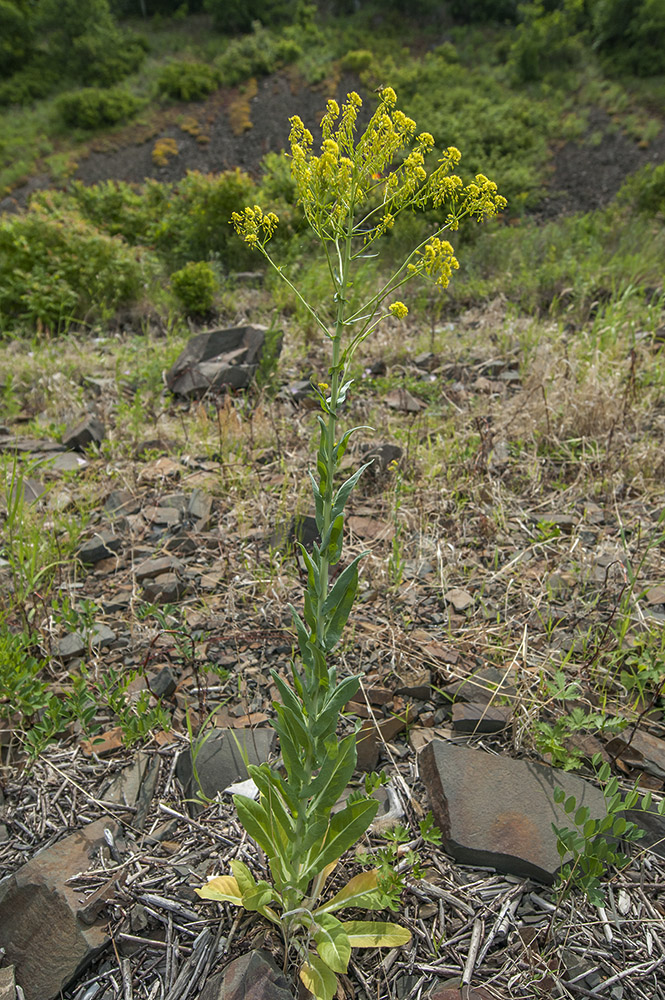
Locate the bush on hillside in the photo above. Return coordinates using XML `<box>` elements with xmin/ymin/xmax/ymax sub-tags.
<box><xmin>0</xmin><ymin>204</ymin><xmax>147</xmax><ymax>332</ymax></box>
<box><xmin>509</xmin><ymin>3</ymin><xmax>586</xmax><ymax>82</ymax></box>
<box><xmin>449</xmin><ymin>0</ymin><xmax>518</xmax><ymax>22</ymax></box>
<box><xmin>38</xmin><ymin>0</ymin><xmax>146</xmax><ymax>85</ymax></box>
<box><xmin>215</xmin><ymin>25</ymin><xmax>301</xmax><ymax>87</ymax></box>
<box><xmin>170</xmin><ymin>260</ymin><xmax>219</xmax><ymax>314</ymax></box>
<box><xmin>618</xmin><ymin>164</ymin><xmax>665</xmax><ymax>218</ymax></box>
<box><xmin>151</xmin><ymin>169</ymin><xmax>257</xmax><ymax>268</ymax></box>
<box><xmin>57</xmin><ymin>88</ymin><xmax>143</xmax><ymax>129</ymax></box>
<box><xmin>157</xmin><ymin>60</ymin><xmax>220</xmax><ymax>101</ymax></box>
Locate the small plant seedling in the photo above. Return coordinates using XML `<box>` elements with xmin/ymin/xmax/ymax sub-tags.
<box><xmin>552</xmin><ymin>753</ymin><xmax>665</xmax><ymax>906</ymax></box>
<box><xmin>196</xmin><ymin>88</ymin><xmax>505</xmax><ymax>999</ymax></box>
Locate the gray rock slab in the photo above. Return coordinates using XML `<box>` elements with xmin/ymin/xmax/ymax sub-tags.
<box><xmin>419</xmin><ymin>740</ymin><xmax>609</xmax><ymax>883</ymax></box>
<box><xmin>199</xmin><ymin>950</ymin><xmax>293</xmax><ymax>1000</ymax></box>
<box><xmin>58</xmin><ymin>632</ymin><xmax>87</xmax><ymax>661</ymax></box>
<box><xmin>62</xmin><ymin>416</ymin><xmax>105</xmax><ymax>451</ymax></box>
<box><xmin>77</xmin><ymin>531</ymin><xmax>122</xmax><ymax>564</ymax></box>
<box><xmin>135</xmin><ymin>555</ymin><xmax>183</xmax><ymax>582</ymax></box>
<box><xmin>0</xmin><ymin>818</ymin><xmax>118</xmax><ymax>1000</ymax></box>
<box><xmin>451</xmin><ymin>701</ymin><xmax>512</xmax><ymax>734</ymax></box>
<box><xmin>166</xmin><ymin>326</ymin><xmax>269</xmax><ymax>398</ymax></box>
<box><xmin>0</xmin><ymin>966</ymin><xmax>15</xmax><ymax>1000</ymax></box>
<box><xmin>176</xmin><ymin>728</ymin><xmax>276</xmax><ymax>806</ymax></box>
<box><xmin>142</xmin><ymin>573</ymin><xmax>187</xmax><ymax>604</ymax></box>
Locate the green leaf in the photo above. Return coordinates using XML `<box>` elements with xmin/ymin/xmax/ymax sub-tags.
<box><xmin>321</xmin><ymin>512</ymin><xmax>345</xmax><ymax>566</ymax></box>
<box><xmin>233</xmin><ymin>794</ymin><xmax>289</xmax><ymax>871</ymax></box>
<box><xmin>641</xmin><ymin>791</ymin><xmax>653</xmax><ymax>812</ymax></box>
<box><xmin>613</xmin><ymin>816</ymin><xmax>627</xmax><ymax>837</ymax></box>
<box><xmin>331</xmin><ymin>462</ymin><xmax>373</xmax><ymax>522</ymax></box>
<box><xmin>306</xmin><ymin>733</ymin><xmax>358</xmax><ymax>817</ymax></box>
<box><xmin>333</xmin><ymin>425</ymin><xmax>372</xmax><ymax>465</ymax></box>
<box><xmin>574</xmin><ymin>806</ymin><xmax>590</xmax><ymax>827</ymax></box>
<box><xmin>553</xmin><ymin>787</ymin><xmax>565</xmax><ymax>804</ymax></box>
<box><xmin>195</xmin><ymin>874</ymin><xmax>243</xmax><ymax>906</ymax></box>
<box><xmin>313</xmin><ymin>797</ymin><xmax>379</xmax><ymax>874</ymax></box>
<box><xmin>341</xmin><ymin>920</ymin><xmax>411</xmax><ymax>948</ymax></box>
<box><xmin>313</xmin><ymin>676</ymin><xmax>360</xmax><ymax>739</ymax></box>
<box><xmin>314</xmin><ymin>913</ymin><xmax>351</xmax><ymax>973</ymax></box>
<box><xmin>299</xmin><ymin>953</ymin><xmax>337</xmax><ymax>1000</ymax></box>
<box><xmin>247</xmin><ymin>765</ymin><xmax>295</xmax><ymax>837</ymax></box>
<box><xmin>322</xmin><ymin>553</ymin><xmax>363</xmax><ymax>651</ymax></box>
<box><xmin>230</xmin><ymin>859</ymin><xmax>257</xmax><ymax>896</ymax></box>
<box><xmin>564</xmin><ymin>795</ymin><xmax>576</xmax><ymax>814</ymax></box>
<box><xmin>316</xmin><ymin>870</ymin><xmax>386</xmax><ymax>914</ymax></box>
<box><xmin>624</xmin><ymin>789</ymin><xmax>639</xmax><ymax>810</ymax></box>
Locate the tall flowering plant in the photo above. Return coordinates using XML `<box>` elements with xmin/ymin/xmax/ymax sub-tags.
<box><xmin>197</xmin><ymin>88</ymin><xmax>506</xmax><ymax>999</ymax></box>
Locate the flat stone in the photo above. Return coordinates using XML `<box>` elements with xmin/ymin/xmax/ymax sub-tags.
<box><xmin>142</xmin><ymin>573</ymin><xmax>187</xmax><ymax>604</ymax></box>
<box><xmin>77</xmin><ymin>531</ymin><xmax>122</xmax><ymax>564</ymax></box>
<box><xmin>0</xmin><ymin>966</ymin><xmax>15</xmax><ymax>1000</ymax></box>
<box><xmin>135</xmin><ymin>555</ymin><xmax>183</xmax><ymax>582</ymax></box>
<box><xmin>103</xmin><ymin>752</ymin><xmax>150</xmax><ymax>808</ymax></box>
<box><xmin>363</xmin><ymin>442</ymin><xmax>403</xmax><ymax>472</ymax></box>
<box><xmin>62</xmin><ymin>416</ymin><xmax>105</xmax><ymax>451</ymax></box>
<box><xmin>42</xmin><ymin>452</ymin><xmax>88</xmax><ymax>473</ymax></box>
<box><xmin>605</xmin><ymin>730</ymin><xmax>665</xmax><ymax>780</ymax></box>
<box><xmin>188</xmin><ymin>488</ymin><xmax>212</xmax><ymax>525</ymax></box>
<box><xmin>623</xmin><ymin>804</ymin><xmax>665</xmax><ymax>858</ymax></box>
<box><xmin>199</xmin><ymin>950</ymin><xmax>293</xmax><ymax>1000</ymax></box>
<box><xmin>356</xmin><ymin>716</ymin><xmax>408</xmax><ymax>771</ymax></box>
<box><xmin>0</xmin><ymin>819</ymin><xmax>118</xmax><ymax>1000</ymax></box>
<box><xmin>451</xmin><ymin>701</ymin><xmax>511</xmax><ymax>734</ymax></box>
<box><xmin>104</xmin><ymin>490</ymin><xmax>140</xmax><ymax>517</ymax></box>
<box><xmin>149</xmin><ymin>664</ymin><xmax>178</xmax><ymax>698</ymax></box>
<box><xmin>166</xmin><ymin>326</ymin><xmax>272</xmax><ymax>398</ymax></box>
<box><xmin>385</xmin><ymin>388</ymin><xmax>424</xmax><ymax>412</ymax></box>
<box><xmin>441</xmin><ymin>666</ymin><xmax>516</xmax><ymax>705</ymax></box>
<box><xmin>444</xmin><ymin>588</ymin><xmax>474</xmax><ymax>612</ymax></box>
<box><xmin>143</xmin><ymin>505</ymin><xmax>181</xmax><ymax>526</ymax></box>
<box><xmin>90</xmin><ymin>623</ymin><xmax>116</xmax><ymax>649</ymax></box>
<box><xmin>176</xmin><ymin>728</ymin><xmax>276</xmax><ymax>807</ymax></box>
<box><xmin>58</xmin><ymin>632</ymin><xmax>86</xmax><ymax>661</ymax></box>
<box><xmin>419</xmin><ymin>740</ymin><xmax>609</xmax><ymax>883</ymax></box>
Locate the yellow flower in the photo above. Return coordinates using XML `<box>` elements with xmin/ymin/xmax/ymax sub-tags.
<box><xmin>389</xmin><ymin>301</ymin><xmax>408</xmax><ymax>319</ymax></box>
<box><xmin>317</xmin><ymin>381</ymin><xmax>330</xmax><ymax>393</ymax></box>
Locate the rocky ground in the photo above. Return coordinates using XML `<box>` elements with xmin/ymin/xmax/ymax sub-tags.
<box><xmin>1</xmin><ymin>300</ymin><xmax>665</xmax><ymax>1000</ymax></box>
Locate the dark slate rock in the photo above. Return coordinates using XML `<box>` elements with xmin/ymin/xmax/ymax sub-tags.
<box><xmin>62</xmin><ymin>416</ymin><xmax>105</xmax><ymax>451</ymax></box>
<box><xmin>142</xmin><ymin>574</ymin><xmax>187</xmax><ymax>604</ymax></box>
<box><xmin>0</xmin><ymin>819</ymin><xmax>118</xmax><ymax>1000</ymax></box>
<box><xmin>77</xmin><ymin>531</ymin><xmax>122</xmax><ymax>564</ymax></box>
<box><xmin>166</xmin><ymin>326</ymin><xmax>271</xmax><ymax>398</ymax></box>
<box><xmin>199</xmin><ymin>950</ymin><xmax>293</xmax><ymax>1000</ymax></box>
<box><xmin>58</xmin><ymin>633</ymin><xmax>86</xmax><ymax>661</ymax></box>
<box><xmin>150</xmin><ymin>665</ymin><xmax>178</xmax><ymax>699</ymax></box>
<box><xmin>419</xmin><ymin>739</ymin><xmax>609</xmax><ymax>883</ymax></box>
<box><xmin>104</xmin><ymin>490</ymin><xmax>140</xmax><ymax>517</ymax></box>
<box><xmin>362</xmin><ymin>442</ymin><xmax>404</xmax><ymax>472</ymax></box>
<box><xmin>176</xmin><ymin>728</ymin><xmax>276</xmax><ymax>807</ymax></box>
<box><xmin>135</xmin><ymin>555</ymin><xmax>184</xmax><ymax>582</ymax></box>
<box><xmin>451</xmin><ymin>701</ymin><xmax>512</xmax><ymax>734</ymax></box>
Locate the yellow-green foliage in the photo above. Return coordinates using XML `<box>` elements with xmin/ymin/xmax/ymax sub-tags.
<box><xmin>228</xmin><ymin>77</ymin><xmax>258</xmax><ymax>136</ymax></box>
<box><xmin>57</xmin><ymin>87</ymin><xmax>143</xmax><ymax>130</ymax></box>
<box><xmin>0</xmin><ymin>201</ymin><xmax>149</xmax><ymax>332</ymax></box>
<box><xmin>170</xmin><ymin>260</ymin><xmax>219</xmax><ymax>315</ymax></box>
<box><xmin>157</xmin><ymin>60</ymin><xmax>220</xmax><ymax>102</ymax></box>
<box><xmin>152</xmin><ymin>136</ymin><xmax>179</xmax><ymax>166</ymax></box>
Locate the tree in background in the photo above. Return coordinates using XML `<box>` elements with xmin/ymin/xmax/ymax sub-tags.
<box><xmin>204</xmin><ymin>0</ymin><xmax>297</xmax><ymax>34</ymax></box>
<box><xmin>0</xmin><ymin>1</ymin><xmax>34</xmax><ymax>75</ymax></box>
<box><xmin>37</xmin><ymin>0</ymin><xmax>145</xmax><ymax>85</ymax></box>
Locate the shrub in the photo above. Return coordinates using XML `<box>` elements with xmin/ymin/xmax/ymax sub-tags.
<box><xmin>157</xmin><ymin>60</ymin><xmax>220</xmax><ymax>101</ymax></box>
<box><xmin>592</xmin><ymin>0</ymin><xmax>665</xmax><ymax>76</ymax></box>
<box><xmin>0</xmin><ymin>0</ymin><xmax>34</xmax><ymax>76</ymax></box>
<box><xmin>151</xmin><ymin>168</ymin><xmax>257</xmax><ymax>269</ymax></box>
<box><xmin>215</xmin><ymin>24</ymin><xmax>299</xmax><ymax>87</ymax></box>
<box><xmin>152</xmin><ymin>137</ymin><xmax>179</xmax><ymax>166</ymax></box>
<box><xmin>38</xmin><ymin>0</ymin><xmax>146</xmax><ymax>85</ymax></box>
<box><xmin>618</xmin><ymin>163</ymin><xmax>665</xmax><ymax>217</ymax></box>
<box><xmin>0</xmin><ymin>204</ymin><xmax>148</xmax><ymax>332</ymax></box>
<box><xmin>171</xmin><ymin>260</ymin><xmax>219</xmax><ymax>314</ymax></box>
<box><xmin>509</xmin><ymin>4</ymin><xmax>586</xmax><ymax>82</ymax></box>
<box><xmin>339</xmin><ymin>48</ymin><xmax>375</xmax><ymax>73</ymax></box>
<box><xmin>0</xmin><ymin>56</ymin><xmax>58</xmax><ymax>106</ymax></box>
<box><xmin>57</xmin><ymin>87</ymin><xmax>143</xmax><ymax>130</ymax></box>
<box><xmin>31</xmin><ymin>179</ymin><xmax>169</xmax><ymax>245</ymax></box>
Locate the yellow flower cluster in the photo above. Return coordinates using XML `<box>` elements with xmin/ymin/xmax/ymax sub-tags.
<box><xmin>415</xmin><ymin>238</ymin><xmax>460</xmax><ymax>288</ymax></box>
<box><xmin>230</xmin><ymin>205</ymin><xmax>279</xmax><ymax>247</ymax></box>
<box><xmin>389</xmin><ymin>301</ymin><xmax>409</xmax><ymax>319</ymax></box>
